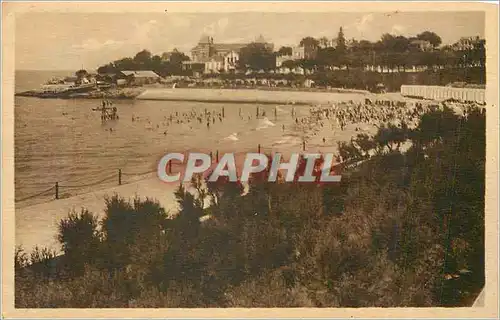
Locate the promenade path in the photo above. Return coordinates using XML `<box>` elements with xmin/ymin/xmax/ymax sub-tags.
<box><xmin>137</xmin><ymin>87</ymin><xmax>374</xmax><ymax>105</ymax></box>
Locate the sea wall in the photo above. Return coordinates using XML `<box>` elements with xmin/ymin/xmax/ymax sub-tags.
<box><xmin>401</xmin><ymin>85</ymin><xmax>486</xmax><ymax>103</ymax></box>
<box><xmin>137</xmin><ymin>87</ymin><xmax>372</xmax><ymax>105</ymax></box>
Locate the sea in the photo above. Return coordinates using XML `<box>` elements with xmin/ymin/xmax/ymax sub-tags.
<box><xmin>15</xmin><ymin>70</ymin><xmax>351</xmax><ymax>206</ymax></box>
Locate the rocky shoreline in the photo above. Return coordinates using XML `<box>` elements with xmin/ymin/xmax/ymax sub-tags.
<box><xmin>15</xmin><ymin>82</ymin><xmax>373</xmax><ymax>100</ymax></box>
<box><xmin>15</xmin><ymin>87</ymin><xmax>145</xmax><ymax>99</ymax></box>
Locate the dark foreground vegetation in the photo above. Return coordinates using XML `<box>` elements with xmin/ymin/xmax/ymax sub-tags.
<box><xmin>15</xmin><ymin>105</ymin><xmax>485</xmax><ymax>307</ymax></box>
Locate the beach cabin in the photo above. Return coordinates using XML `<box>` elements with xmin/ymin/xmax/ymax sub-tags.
<box><xmin>96</xmin><ymin>72</ymin><xmax>119</xmax><ymax>84</ymax></box>
<box><xmin>120</xmin><ymin>70</ymin><xmax>161</xmax><ymax>86</ymax></box>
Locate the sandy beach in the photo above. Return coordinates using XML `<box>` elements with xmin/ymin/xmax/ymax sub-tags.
<box><xmin>10</xmin><ymin>8</ymin><xmax>489</xmax><ymax>309</ymax></box>
<box><xmin>138</xmin><ymin>87</ymin><xmax>379</xmax><ymax>105</ymax></box>
<box><xmin>15</xmin><ymin>176</ymin><xmax>181</xmax><ymax>253</ymax></box>
<box><xmin>15</xmin><ymin>90</ymin><xmax>432</xmax><ymax>254</ymax></box>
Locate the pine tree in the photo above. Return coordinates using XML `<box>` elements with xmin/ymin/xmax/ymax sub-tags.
<box><xmin>336</xmin><ymin>27</ymin><xmax>347</xmax><ymax>52</ymax></box>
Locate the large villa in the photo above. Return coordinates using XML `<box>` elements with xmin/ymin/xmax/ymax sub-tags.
<box><xmin>183</xmin><ymin>34</ymin><xmax>274</xmax><ymax>74</ymax></box>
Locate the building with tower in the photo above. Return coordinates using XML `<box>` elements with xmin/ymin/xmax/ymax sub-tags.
<box><xmin>189</xmin><ymin>34</ymin><xmax>274</xmax><ymax>73</ymax></box>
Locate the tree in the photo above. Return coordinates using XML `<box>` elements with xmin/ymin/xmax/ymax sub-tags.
<box><xmin>356</xmin><ymin>40</ymin><xmax>374</xmax><ymax>52</ymax></box>
<box><xmin>277</xmin><ymin>46</ymin><xmax>293</xmax><ymax>56</ymax></box>
<box><xmin>319</xmin><ymin>37</ymin><xmax>330</xmax><ymax>48</ymax></box>
<box><xmin>97</xmin><ymin>63</ymin><xmax>116</xmax><ymax>74</ymax></box>
<box><xmin>57</xmin><ymin>209</ymin><xmax>101</xmax><ymax>274</ymax></box>
<box><xmin>299</xmin><ymin>58</ymin><xmax>317</xmax><ymax>71</ymax></box>
<box><xmin>359</xmin><ymin>40</ymin><xmax>373</xmax><ymax>50</ymax></box>
<box><xmin>151</xmin><ymin>55</ymin><xmax>163</xmax><ymax>70</ymax></box>
<box><xmin>169</xmin><ymin>49</ymin><xmax>190</xmax><ymax>65</ymax></box>
<box><xmin>299</xmin><ymin>37</ymin><xmax>320</xmax><ymax>60</ymax></box>
<box><xmin>75</xmin><ymin>69</ymin><xmax>88</xmax><ymax>79</ymax></box>
<box><xmin>336</xmin><ymin>27</ymin><xmax>347</xmax><ymax>52</ymax></box>
<box><xmin>380</xmin><ymin>34</ymin><xmax>410</xmax><ymax>53</ymax></box>
<box><xmin>316</xmin><ymin>47</ymin><xmax>337</xmax><ymax>68</ymax></box>
<box><xmin>281</xmin><ymin>60</ymin><xmax>298</xmax><ymax>69</ymax></box>
<box><xmin>471</xmin><ymin>39</ymin><xmax>486</xmax><ymax>67</ymax></box>
<box><xmin>113</xmin><ymin>57</ymin><xmax>136</xmax><ymax>71</ymax></box>
<box><xmin>299</xmin><ymin>36</ymin><xmax>320</xmax><ymax>49</ymax></box>
<box><xmin>134</xmin><ymin>49</ymin><xmax>152</xmax><ymax>64</ymax></box>
<box><xmin>161</xmin><ymin>52</ymin><xmax>171</xmax><ymax>61</ymax></box>
<box><xmin>100</xmin><ymin>195</ymin><xmax>169</xmax><ymax>270</ymax></box>
<box><xmin>238</xmin><ymin>42</ymin><xmax>276</xmax><ymax>71</ymax></box>
<box><xmin>416</xmin><ymin>31</ymin><xmax>442</xmax><ymax>48</ymax></box>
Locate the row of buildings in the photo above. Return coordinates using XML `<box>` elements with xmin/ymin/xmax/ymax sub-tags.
<box><xmin>181</xmin><ymin>34</ymin><xmax>321</xmax><ymax>75</ymax></box>
<box><xmin>94</xmin><ymin>34</ymin><xmax>485</xmax><ymax>83</ymax></box>
<box><xmin>179</xmin><ymin>34</ymin><xmax>475</xmax><ymax>76</ymax></box>
<box><xmin>184</xmin><ymin>35</ymin><xmax>484</xmax><ymax>74</ymax></box>
<box><xmin>93</xmin><ymin>70</ymin><xmax>161</xmax><ymax>86</ymax></box>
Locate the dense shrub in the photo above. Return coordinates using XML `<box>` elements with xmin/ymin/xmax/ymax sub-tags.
<box><xmin>57</xmin><ymin>209</ymin><xmax>101</xmax><ymax>275</ymax></box>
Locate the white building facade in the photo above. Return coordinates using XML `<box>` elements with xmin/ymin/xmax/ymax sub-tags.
<box><xmin>275</xmin><ymin>46</ymin><xmax>306</xmax><ymax>68</ymax></box>
<box><xmin>223</xmin><ymin>51</ymin><xmax>239</xmax><ymax>72</ymax></box>
<box><xmin>204</xmin><ymin>50</ymin><xmax>240</xmax><ymax>73</ymax></box>
<box><xmin>204</xmin><ymin>58</ymin><xmax>224</xmax><ymax>74</ymax></box>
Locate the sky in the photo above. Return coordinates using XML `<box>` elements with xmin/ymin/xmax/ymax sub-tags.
<box><xmin>15</xmin><ymin>11</ymin><xmax>485</xmax><ymax>71</ymax></box>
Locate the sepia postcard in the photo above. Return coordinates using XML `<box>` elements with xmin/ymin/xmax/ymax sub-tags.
<box><xmin>1</xmin><ymin>1</ymin><xmax>499</xmax><ymax>318</ymax></box>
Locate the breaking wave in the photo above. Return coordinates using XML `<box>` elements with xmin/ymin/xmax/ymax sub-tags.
<box><xmin>273</xmin><ymin>135</ymin><xmax>302</xmax><ymax>146</ymax></box>
<box><xmin>223</xmin><ymin>132</ymin><xmax>239</xmax><ymax>141</ymax></box>
<box><xmin>256</xmin><ymin>117</ymin><xmax>276</xmax><ymax>130</ymax></box>
<box><xmin>275</xmin><ymin>106</ymin><xmax>288</xmax><ymax>113</ymax></box>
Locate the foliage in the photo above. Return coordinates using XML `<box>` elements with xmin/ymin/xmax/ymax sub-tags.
<box><xmin>94</xmin><ymin>29</ymin><xmax>485</xmax><ymax>86</ymax></box>
<box><xmin>97</xmin><ymin>48</ymin><xmax>190</xmax><ymax>76</ymax></box>
<box><xmin>57</xmin><ymin>209</ymin><xmax>101</xmax><ymax>275</ymax></box>
<box><xmin>416</xmin><ymin>31</ymin><xmax>442</xmax><ymax>48</ymax></box>
<box><xmin>277</xmin><ymin>46</ymin><xmax>293</xmax><ymax>56</ymax></box>
<box><xmin>298</xmin><ymin>30</ymin><xmax>483</xmax><ymax>72</ymax></box>
<box><xmin>238</xmin><ymin>42</ymin><xmax>276</xmax><ymax>71</ymax></box>
<box><xmin>16</xmin><ymin>106</ymin><xmax>485</xmax><ymax>308</ymax></box>
<box><xmin>336</xmin><ymin>27</ymin><xmax>347</xmax><ymax>53</ymax></box>
<box><xmin>300</xmin><ymin>36</ymin><xmax>320</xmax><ymax>48</ymax></box>
<box><xmin>75</xmin><ymin>69</ymin><xmax>88</xmax><ymax>78</ymax></box>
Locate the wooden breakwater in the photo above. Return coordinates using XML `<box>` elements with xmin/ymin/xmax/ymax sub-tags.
<box><xmin>401</xmin><ymin>85</ymin><xmax>486</xmax><ymax>103</ymax></box>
